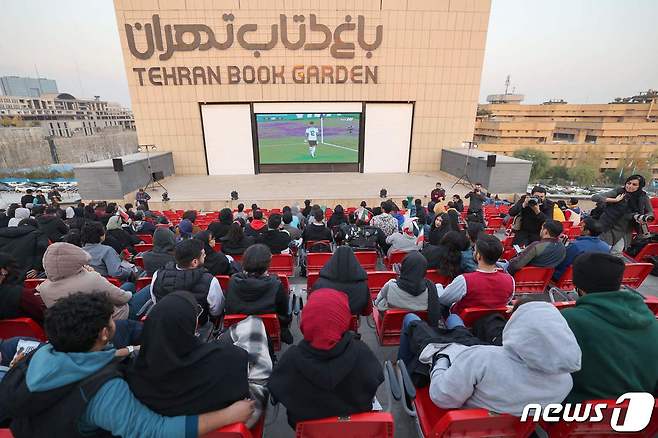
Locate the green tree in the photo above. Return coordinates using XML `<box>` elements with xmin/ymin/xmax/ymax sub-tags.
<box><xmin>544</xmin><ymin>165</ymin><xmax>570</xmax><ymax>182</ymax></box>
<box><xmin>569</xmin><ymin>164</ymin><xmax>598</xmax><ymax>187</ymax></box>
<box><xmin>513</xmin><ymin>148</ymin><xmax>551</xmax><ymax>180</ymax></box>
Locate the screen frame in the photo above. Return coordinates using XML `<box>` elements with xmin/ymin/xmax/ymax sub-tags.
<box><xmin>252</xmin><ymin>105</ymin><xmax>366</xmax><ymax>173</ymax></box>
<box><xmin>253</xmin><ymin>109</ymin><xmax>365</xmax><ymax>173</ymax></box>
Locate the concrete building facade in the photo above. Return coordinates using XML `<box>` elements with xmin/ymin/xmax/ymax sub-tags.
<box><xmin>113</xmin><ymin>0</ymin><xmax>491</xmax><ymax>175</ymax></box>
<box><xmin>0</xmin><ymin>93</ymin><xmax>135</xmax><ymax>137</ymax></box>
<box><xmin>474</xmin><ymin>102</ymin><xmax>658</xmax><ymax>177</ymax></box>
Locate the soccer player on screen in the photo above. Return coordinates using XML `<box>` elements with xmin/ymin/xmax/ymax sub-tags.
<box><xmin>305</xmin><ymin>121</ymin><xmax>319</xmax><ymax>158</ymax></box>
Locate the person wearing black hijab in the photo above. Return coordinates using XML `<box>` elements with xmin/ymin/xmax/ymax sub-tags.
<box><xmin>374</xmin><ymin>251</ymin><xmax>440</xmax><ymax>326</ymax></box>
<box><xmin>194</xmin><ymin>230</ymin><xmax>233</xmax><ymax>276</ymax></box>
<box><xmin>327</xmin><ymin>204</ymin><xmax>347</xmax><ymax>229</ymax></box>
<box><xmin>208</xmin><ymin>208</ymin><xmax>234</xmax><ymax>240</ymax></box>
<box><xmin>428</xmin><ymin>213</ymin><xmax>450</xmax><ymax>246</ymax></box>
<box><xmin>311</xmin><ymin>246</ymin><xmax>371</xmax><ymax>315</ymax></box>
<box><xmin>127</xmin><ymin>291</ymin><xmax>250</xmax><ymax>416</ymax></box>
<box><xmin>592</xmin><ymin>174</ymin><xmax>654</xmax><ymax>254</ymax></box>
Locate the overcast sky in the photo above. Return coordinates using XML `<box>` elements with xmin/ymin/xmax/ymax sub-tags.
<box><xmin>0</xmin><ymin>0</ymin><xmax>656</xmax><ymax>108</ymax></box>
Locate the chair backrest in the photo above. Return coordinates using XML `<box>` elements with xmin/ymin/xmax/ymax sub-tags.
<box><xmin>269</xmin><ymin>254</ymin><xmax>294</xmax><ymax>276</ymax></box>
<box><xmin>215</xmin><ymin>275</ymin><xmax>231</xmax><ymax>292</ymax></box>
<box><xmin>553</xmin><ymin>301</ymin><xmax>577</xmax><ymax>311</ymax></box>
<box><xmin>483</xmin><ymin>228</ymin><xmax>496</xmax><ymax>235</ymax></box>
<box><xmin>543</xmin><ymin>398</ymin><xmax>658</xmax><ymax>438</ymax></box>
<box><xmin>632</xmin><ymin>242</ymin><xmax>658</xmax><ymax>262</ymax></box>
<box><xmin>202</xmin><ymin>415</ymin><xmax>264</xmax><ymax>438</ymax></box>
<box><xmin>306</xmin><ymin>252</ymin><xmax>333</xmax><ymax>274</ymax></box>
<box><xmin>295</xmin><ymin>412</ymin><xmax>394</xmax><ymax>438</ymax></box>
<box><xmin>106</xmin><ymin>277</ymin><xmax>123</xmax><ymax>287</ymax></box>
<box><xmin>135</xmin><ymin>276</ymin><xmax>152</xmax><ymax>290</ymax></box>
<box><xmin>425</xmin><ymin>270</ymin><xmax>452</xmax><ymax>286</ymax></box>
<box><xmin>134</xmin><ymin>256</ymin><xmax>145</xmax><ymax>269</ymax></box>
<box><xmin>134</xmin><ymin>243</ymin><xmax>153</xmax><ymax>253</ymax></box>
<box><xmin>621</xmin><ymin>263</ymin><xmax>653</xmax><ymax>289</ymax></box>
<box><xmin>644</xmin><ymin>295</ymin><xmax>658</xmax><ymax>317</ymax></box>
<box><xmin>385</xmin><ymin>251</ymin><xmax>410</xmax><ymax>269</ymax></box>
<box><xmin>458</xmin><ymin>306</ymin><xmax>509</xmax><ymax>327</ymax></box>
<box><xmin>487</xmin><ymin>217</ymin><xmax>504</xmax><ymax>229</ymax></box>
<box><xmin>367</xmin><ymin>271</ymin><xmax>396</xmax><ymax>300</ymax></box>
<box><xmin>23</xmin><ymin>278</ymin><xmax>45</xmax><ymax>290</ymax></box>
<box><xmin>501</xmin><ymin>235</ymin><xmax>514</xmax><ymax>249</ymax></box>
<box><xmin>373</xmin><ymin>309</ymin><xmax>428</xmax><ymax>346</ymax></box>
<box><xmin>214</xmin><ymin>242</ymin><xmax>222</xmax><ymax>253</ymax></box>
<box><xmin>307</xmin><ymin>272</ymin><xmax>319</xmax><ymax>291</ymax></box>
<box><xmin>565</xmin><ymin>227</ymin><xmax>582</xmax><ymax>240</ymax></box>
<box><xmin>354</xmin><ymin>251</ymin><xmax>378</xmax><ymax>272</ymax></box>
<box><xmin>223</xmin><ymin>313</ymin><xmax>281</xmax><ymax>350</ymax></box>
<box><xmin>513</xmin><ymin>267</ymin><xmax>554</xmax><ymax>293</ymax></box>
<box><xmin>0</xmin><ymin>318</ymin><xmax>46</xmax><ymax>342</ymax></box>
<box><xmin>553</xmin><ymin>266</ymin><xmax>575</xmax><ymax>291</ymax></box>
<box><xmin>306</xmin><ymin>240</ymin><xmax>332</xmax><ymax>251</ymax></box>
<box><xmin>137</xmin><ymin>234</ymin><xmax>153</xmax><ymax>244</ymax></box>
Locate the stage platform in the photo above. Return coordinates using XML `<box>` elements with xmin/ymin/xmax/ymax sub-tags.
<box><xmin>128</xmin><ymin>171</ymin><xmax>472</xmax><ymax>211</ymax></box>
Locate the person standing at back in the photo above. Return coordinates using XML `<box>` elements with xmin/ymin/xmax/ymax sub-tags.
<box><xmin>431</xmin><ymin>182</ymin><xmax>446</xmax><ymax>205</ymax></box>
<box><xmin>20</xmin><ymin>189</ymin><xmax>35</xmax><ymax>209</ymax></box>
<box><xmin>508</xmin><ymin>186</ymin><xmax>555</xmax><ymax>246</ymax></box>
<box><xmin>465</xmin><ymin>183</ymin><xmax>487</xmax><ymax>224</ymax></box>
<box><xmin>135</xmin><ymin>188</ymin><xmax>151</xmax><ymax>211</ymax></box>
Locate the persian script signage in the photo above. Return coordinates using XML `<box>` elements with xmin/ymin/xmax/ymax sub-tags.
<box><xmin>124</xmin><ymin>14</ymin><xmax>382</xmax><ymax>86</ymax></box>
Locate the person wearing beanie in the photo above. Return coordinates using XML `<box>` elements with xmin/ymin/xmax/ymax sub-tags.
<box><xmin>561</xmin><ymin>252</ymin><xmax>658</xmax><ymax>403</ymax></box>
<box><xmin>268</xmin><ymin>289</ymin><xmax>383</xmax><ymax>428</ymax></box>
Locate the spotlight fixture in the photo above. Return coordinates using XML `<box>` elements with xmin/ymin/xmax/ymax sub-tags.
<box><xmin>231</xmin><ymin>190</ymin><xmax>239</xmax><ymax>200</ymax></box>
<box><xmin>380</xmin><ymin>188</ymin><xmax>388</xmax><ymax>198</ymax></box>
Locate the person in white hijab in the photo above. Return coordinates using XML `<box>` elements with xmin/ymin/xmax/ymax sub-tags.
<box><xmin>65</xmin><ymin>206</ymin><xmax>75</xmax><ymax>220</ymax></box>
<box><xmin>8</xmin><ymin>207</ymin><xmax>30</xmax><ymax>227</ymax></box>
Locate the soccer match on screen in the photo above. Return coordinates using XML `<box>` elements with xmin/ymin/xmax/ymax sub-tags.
<box><xmin>256</xmin><ymin>113</ymin><xmax>360</xmax><ymax>164</ymax></box>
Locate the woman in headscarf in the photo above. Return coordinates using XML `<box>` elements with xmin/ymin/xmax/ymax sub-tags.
<box><xmin>65</xmin><ymin>206</ymin><xmax>86</xmax><ymax>231</ymax></box>
<box><xmin>428</xmin><ymin>213</ymin><xmax>450</xmax><ymax>246</ymax></box>
<box><xmin>208</xmin><ymin>208</ymin><xmax>234</xmax><ymax>240</ymax></box>
<box><xmin>311</xmin><ymin>246</ymin><xmax>371</xmax><ymax>315</ymax></box>
<box><xmin>268</xmin><ymin>289</ymin><xmax>383</xmax><ymax>429</ymax></box>
<box><xmin>0</xmin><ymin>252</ymin><xmax>45</xmax><ymax>323</ymax></box>
<box><xmin>327</xmin><ymin>204</ymin><xmax>348</xmax><ymax>229</ymax></box>
<box><xmin>127</xmin><ymin>291</ymin><xmax>251</xmax><ymax>417</ymax></box>
<box><xmin>142</xmin><ymin>227</ymin><xmax>176</xmax><ymax>276</ymax></box>
<box><xmin>221</xmin><ymin>221</ymin><xmax>256</xmax><ymax>255</ymax></box>
<box><xmin>385</xmin><ymin>217</ymin><xmax>423</xmax><ymax>256</ymax></box>
<box><xmin>193</xmin><ymin>230</ymin><xmax>233</xmax><ymax>275</ymax></box>
<box><xmin>105</xmin><ymin>215</ymin><xmax>140</xmax><ymax>255</ymax></box>
<box><xmin>591</xmin><ymin>174</ymin><xmax>654</xmax><ymax>255</ymax></box>
<box><xmin>374</xmin><ymin>251</ymin><xmax>440</xmax><ymax>326</ymax></box>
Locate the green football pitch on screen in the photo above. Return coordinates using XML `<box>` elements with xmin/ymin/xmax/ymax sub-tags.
<box><xmin>255</xmin><ymin>113</ymin><xmax>360</xmax><ymax>164</ymax></box>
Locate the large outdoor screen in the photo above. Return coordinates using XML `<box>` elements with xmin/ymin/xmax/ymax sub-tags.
<box><xmin>255</xmin><ymin>112</ymin><xmax>360</xmax><ymax>164</ymax></box>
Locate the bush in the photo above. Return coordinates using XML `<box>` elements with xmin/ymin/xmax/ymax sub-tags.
<box><xmin>513</xmin><ymin>148</ymin><xmax>551</xmax><ymax>180</ymax></box>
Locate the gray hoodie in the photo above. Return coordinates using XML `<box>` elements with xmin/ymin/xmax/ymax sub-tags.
<box><xmin>426</xmin><ymin>302</ymin><xmax>581</xmax><ymax>415</ymax></box>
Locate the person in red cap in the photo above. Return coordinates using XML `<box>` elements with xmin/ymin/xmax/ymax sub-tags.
<box><xmin>268</xmin><ymin>289</ymin><xmax>383</xmax><ymax>428</ymax></box>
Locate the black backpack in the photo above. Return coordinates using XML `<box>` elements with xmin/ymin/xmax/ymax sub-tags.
<box><xmin>0</xmin><ymin>346</ymin><xmax>121</xmax><ymax>438</ymax></box>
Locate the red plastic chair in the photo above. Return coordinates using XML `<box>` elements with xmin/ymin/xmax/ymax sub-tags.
<box><xmin>136</xmin><ymin>276</ymin><xmax>152</xmax><ymax>290</ymax></box>
<box><xmin>23</xmin><ymin>278</ymin><xmax>45</xmax><ymax>290</ymax></box>
<box><xmin>621</xmin><ymin>263</ymin><xmax>653</xmax><ymax>289</ymax></box>
<box><xmin>543</xmin><ymin>397</ymin><xmax>658</xmax><ymax>438</ymax></box>
<box><xmin>306</xmin><ymin>253</ymin><xmax>333</xmax><ymax>275</ymax></box>
<box><xmin>354</xmin><ymin>251</ymin><xmax>378</xmax><ymax>272</ymax></box>
<box><xmin>137</xmin><ymin>234</ymin><xmax>153</xmax><ymax>244</ymax></box>
<box><xmin>134</xmin><ymin>243</ymin><xmax>153</xmax><ymax>253</ymax></box>
<box><xmin>425</xmin><ymin>270</ymin><xmax>452</xmax><ymax>287</ymax></box>
<box><xmin>307</xmin><ymin>272</ymin><xmax>319</xmax><ymax>291</ymax></box>
<box><xmin>373</xmin><ymin>309</ymin><xmax>428</xmax><ymax>346</ymax></box>
<box><xmin>553</xmin><ymin>301</ymin><xmax>577</xmax><ymax>311</ymax></box>
<box><xmin>627</xmin><ymin>242</ymin><xmax>658</xmax><ymax>262</ymax></box>
<box><xmin>295</xmin><ymin>412</ymin><xmax>394</xmax><ymax>438</ymax></box>
<box><xmin>134</xmin><ymin>257</ymin><xmax>144</xmax><ymax>269</ymax></box>
<box><xmin>384</xmin><ymin>251</ymin><xmax>411</xmax><ymax>270</ymax></box>
<box><xmin>483</xmin><ymin>228</ymin><xmax>496</xmax><ymax>235</ymax></box>
<box><xmin>552</xmin><ymin>266</ymin><xmax>575</xmax><ymax>291</ymax></box>
<box><xmin>565</xmin><ymin>227</ymin><xmax>582</xmax><ymax>240</ymax></box>
<box><xmin>458</xmin><ymin>306</ymin><xmax>509</xmax><ymax>327</ymax></box>
<box><xmin>201</xmin><ymin>414</ymin><xmax>264</xmax><ymax>438</ymax></box>
<box><xmin>561</xmin><ymin>221</ymin><xmax>573</xmax><ymax>230</ymax></box>
<box><xmin>501</xmin><ymin>235</ymin><xmax>515</xmax><ymax>249</ymax></box>
<box><xmin>269</xmin><ymin>254</ymin><xmax>294</xmax><ymax>276</ymax></box>
<box><xmin>487</xmin><ymin>217</ymin><xmax>504</xmax><ymax>230</ymax></box>
<box><xmin>412</xmin><ymin>386</ymin><xmax>535</xmax><ymax>438</ymax></box>
<box><xmin>0</xmin><ymin>318</ymin><xmax>46</xmax><ymax>342</ymax></box>
<box><xmin>106</xmin><ymin>277</ymin><xmax>123</xmax><ymax>287</ymax></box>
<box><xmin>644</xmin><ymin>295</ymin><xmax>658</xmax><ymax>317</ymax></box>
<box><xmin>513</xmin><ymin>267</ymin><xmax>554</xmax><ymax>294</ymax></box>
<box><xmin>223</xmin><ymin>314</ymin><xmax>281</xmax><ymax>350</ymax></box>
<box><xmin>214</xmin><ymin>242</ymin><xmax>222</xmax><ymax>253</ymax></box>
<box><xmin>367</xmin><ymin>271</ymin><xmax>397</xmax><ymax>300</ymax></box>
<box><xmin>501</xmin><ymin>247</ymin><xmax>517</xmax><ymax>261</ymax></box>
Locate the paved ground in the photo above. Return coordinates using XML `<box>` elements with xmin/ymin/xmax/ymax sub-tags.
<box><xmin>262</xmin><ymin>258</ymin><xmax>658</xmax><ymax>437</ymax></box>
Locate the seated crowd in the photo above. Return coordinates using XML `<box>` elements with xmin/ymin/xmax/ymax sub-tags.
<box><xmin>0</xmin><ymin>181</ymin><xmax>656</xmax><ymax>437</ymax></box>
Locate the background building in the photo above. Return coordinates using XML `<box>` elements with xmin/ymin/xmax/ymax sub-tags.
<box><xmin>0</xmin><ymin>93</ymin><xmax>135</xmax><ymax>137</ymax></box>
<box><xmin>475</xmin><ymin>95</ymin><xmax>658</xmax><ymax>179</ymax></box>
<box><xmin>0</xmin><ymin>75</ymin><xmax>58</xmax><ymax>98</ymax></box>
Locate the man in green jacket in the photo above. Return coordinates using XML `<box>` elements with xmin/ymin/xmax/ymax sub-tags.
<box><xmin>562</xmin><ymin>252</ymin><xmax>658</xmax><ymax>402</ymax></box>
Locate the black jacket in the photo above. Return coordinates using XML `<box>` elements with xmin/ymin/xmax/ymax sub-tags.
<box><xmin>202</xmin><ymin>249</ymin><xmax>233</xmax><ymax>276</ymax></box>
<box><xmin>268</xmin><ymin>332</ymin><xmax>383</xmax><ymax>428</ymax></box>
<box><xmin>142</xmin><ymin>251</ymin><xmax>175</xmax><ymax>276</ymax></box>
<box><xmin>220</xmin><ymin>235</ymin><xmax>255</xmax><ymax>255</ymax></box>
<box><xmin>0</xmin><ymin>284</ymin><xmax>23</xmax><ymax>320</ymax></box>
<box><xmin>20</xmin><ymin>195</ymin><xmax>34</xmax><ymax>208</ymax></box>
<box><xmin>311</xmin><ymin>248</ymin><xmax>370</xmax><ymax>315</ymax></box>
<box><xmin>208</xmin><ymin>222</ymin><xmax>231</xmax><ymax>240</ymax></box>
<box><xmin>257</xmin><ymin>229</ymin><xmax>291</xmax><ymax>254</ymax></box>
<box><xmin>152</xmin><ymin>262</ymin><xmax>214</xmax><ymax>325</ymax></box>
<box><xmin>302</xmin><ymin>223</ymin><xmax>332</xmax><ymax>243</ymax></box>
<box><xmin>106</xmin><ymin>229</ymin><xmax>140</xmax><ymax>255</ymax></box>
<box><xmin>508</xmin><ymin>195</ymin><xmax>554</xmax><ymax>236</ymax></box>
<box><xmin>225</xmin><ymin>273</ymin><xmax>289</xmax><ymax>327</ymax></box>
<box><xmin>0</xmin><ymin>226</ymin><xmax>49</xmax><ymax>271</ymax></box>
<box><xmin>36</xmin><ymin>214</ymin><xmax>69</xmax><ymax>243</ymax></box>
